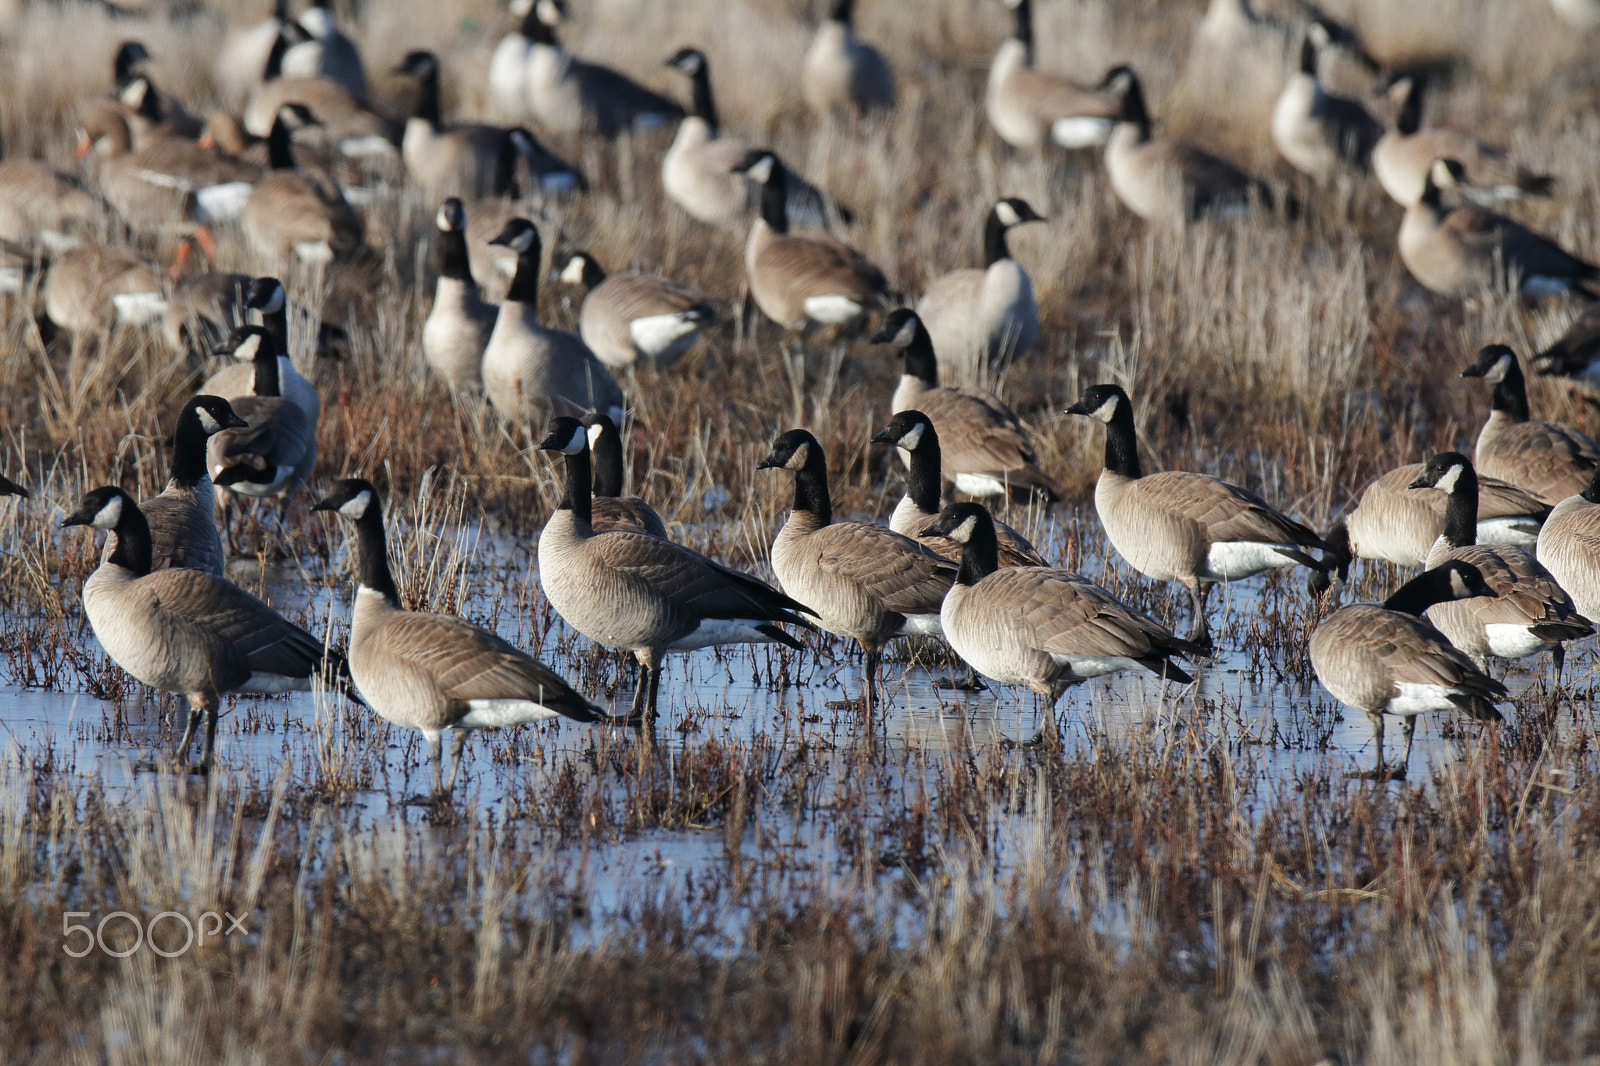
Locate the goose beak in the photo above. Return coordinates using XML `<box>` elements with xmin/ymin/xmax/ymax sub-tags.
<box><xmin>536</xmin><ymin>430</ymin><xmax>564</xmax><ymax>451</ymax></box>
<box><xmin>227</xmin><ymin>413</ymin><xmax>250</xmax><ymax>430</ymax></box>
<box><xmin>755</xmin><ymin>453</ymin><xmax>781</xmax><ymax>470</ymax></box>
<box><xmin>1407</xmin><ymin>474</ymin><xmax>1434</xmax><ymax>490</ymax></box>
<box><xmin>310</xmin><ymin>496</ymin><xmax>337</xmax><ymax>512</ymax></box>
<box><xmin>869</xmin><ymin>427</ymin><xmax>895</xmax><ymax>444</ymax></box>
<box><xmin>1063</xmin><ymin>399</ymin><xmax>1091</xmax><ymax>415</ymax></box>
<box><xmin>917</xmin><ymin>522</ymin><xmax>943</xmax><ymax>539</ymax></box>
<box><xmin>60</xmin><ymin>510</ymin><xmax>89</xmax><ymax>528</ymax></box>
<box><xmin>867</xmin><ymin>325</ymin><xmax>896</xmax><ymax>344</ymax></box>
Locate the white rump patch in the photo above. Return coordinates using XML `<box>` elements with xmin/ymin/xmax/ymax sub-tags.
<box><xmin>218</xmin><ymin>464</ymin><xmax>296</xmax><ymax>497</ymax></box>
<box><xmin>91</xmin><ymin>495</ymin><xmax>124</xmax><ymax>529</ymax></box>
<box><xmin>630</xmin><ymin>312</ymin><xmax>701</xmax><ymax>357</ymax></box>
<box><xmin>1051</xmin><ymin>116</ymin><xmax>1113</xmax><ymax>148</ymax></box>
<box><xmin>668</xmin><ymin>618</ymin><xmax>780</xmax><ymax>651</ymax></box>
<box><xmin>803</xmin><ymin>294</ymin><xmax>864</xmax><ymax>324</ymax></box>
<box><xmin>337</xmin><ymin>135</ymin><xmax>397</xmax><ymax>160</ymax></box>
<box><xmin>1203</xmin><ymin>541</ymin><xmax>1305</xmax><ymax>581</ymax></box>
<box><xmin>953</xmin><ymin>472</ymin><xmax>1008</xmax><ymax>497</ymax></box>
<box><xmin>457</xmin><ymin>699</ymin><xmax>562</xmax><ymax>729</ymax></box>
<box><xmin>1389</xmin><ymin>682</ymin><xmax>1465</xmax><ymax>717</ymax></box>
<box><xmin>539</xmin><ymin>170</ymin><xmax>580</xmax><ymax>194</ymax></box>
<box><xmin>1048</xmin><ymin>653</ymin><xmax>1143</xmax><ymax>679</ymax></box>
<box><xmin>240</xmin><ymin>672</ymin><xmax>315</xmax><ymax>694</ymax></box>
<box><xmin>0</xmin><ymin>268</ymin><xmax>24</xmax><ymax>293</ymax></box>
<box><xmin>899</xmin><ymin>614</ymin><xmax>944</xmax><ymax>637</ymax></box>
<box><xmin>111</xmin><ymin>291</ymin><xmax>168</xmax><ymax>324</ymax></box>
<box><xmin>1484</xmin><ymin>623</ymin><xmax>1555</xmax><ymax>660</ymax></box>
<box><xmin>293</xmin><ymin>241</ymin><xmax>335</xmax><ymax>264</ymax></box>
<box><xmin>1522</xmin><ymin>276</ymin><xmax>1579</xmax><ymax>299</ymax></box>
<box><xmin>1476</xmin><ymin>517</ymin><xmax>1540</xmax><ymax>547</ymax></box>
<box><xmin>339</xmin><ymin>489</ymin><xmax>372</xmax><ymax>519</ymax></box>
<box><xmin>193</xmin><ymin>182</ymin><xmax>254</xmax><ymax>222</ymax></box>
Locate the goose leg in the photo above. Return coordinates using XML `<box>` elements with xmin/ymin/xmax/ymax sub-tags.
<box><xmin>1368</xmin><ymin>713</ymin><xmax>1386</xmax><ymax>778</ymax></box>
<box><xmin>628</xmin><ymin>660</ymin><xmax>651</xmax><ymax>723</ymax></box>
<box><xmin>445</xmin><ymin>729</ymin><xmax>469</xmax><ymax>794</ymax></box>
<box><xmin>199</xmin><ymin>699</ymin><xmax>218</xmax><ymax>773</ymax></box>
<box><xmin>177</xmin><ymin>701</ymin><xmax>204</xmax><ymax>765</ymax></box>
<box><xmin>1552</xmin><ymin>643</ymin><xmax>1566</xmax><ymax>690</ymax></box>
<box><xmin>1398</xmin><ymin>716</ymin><xmax>1415</xmax><ymax>779</ymax></box>
<box><xmin>1185</xmin><ymin>581</ymin><xmax>1214</xmax><ymax>648</ymax></box>
<box><xmin>865</xmin><ymin>648</ymin><xmax>882</xmax><ymax>710</ymax></box>
<box><xmin>645</xmin><ymin>653</ymin><xmax>663</xmax><ymax>723</ymax></box>
<box><xmin>428</xmin><ymin>732</ymin><xmax>444</xmax><ymax>798</ymax></box>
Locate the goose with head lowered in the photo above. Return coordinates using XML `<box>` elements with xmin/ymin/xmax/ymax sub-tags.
<box><xmin>802</xmin><ymin>0</ymin><xmax>895</xmax><ymax>118</ymax></box>
<box><xmin>920</xmin><ymin>502</ymin><xmax>1199</xmax><ymax>738</ymax></box>
<box><xmin>538</xmin><ymin>417</ymin><xmax>815</xmax><ymax>724</ymax></box>
<box><xmin>556</xmin><ymin>249</ymin><xmax>714</xmax><ymax>370</ymax></box>
<box><xmin>482</xmin><ymin>219</ymin><xmax>623</xmax><ymax>425</ymax></box>
<box><xmin>206</xmin><ymin>325</ymin><xmax>317</xmax><ymax>504</ymax></box>
<box><xmin>1530</xmin><ymin>304</ymin><xmax>1600</xmax><ymax>394</ymax></box>
<box><xmin>758</xmin><ymin>429</ymin><xmax>956</xmax><ymax>710</ymax></box>
<box><xmin>1407</xmin><ymin>451</ymin><xmax>1592</xmax><ymax>681</ymax></box>
<box><xmin>314</xmin><ymin>478</ymin><xmax>603</xmax><ymax>801</ymax></box>
<box><xmin>582</xmin><ymin>411</ymin><xmax>667</xmax><ymax>538</ymax></box>
<box><xmin>62</xmin><ymin>486</ymin><xmax>343</xmax><ymax>771</ymax></box>
<box><xmin>873</xmin><ymin>308</ymin><xmax>1059</xmax><ymax>501</ymax></box>
<box><xmin>915</xmin><ymin>197</ymin><xmax>1044</xmax><ymax>384</ymax></box>
<box><xmin>1310</xmin><ymin>560</ymin><xmax>1508</xmax><ymax>779</ymax></box>
<box><xmin>423</xmin><ymin>197</ymin><xmax>495</xmax><ymax>390</ymax></box>
<box><xmin>732</xmin><ymin>151</ymin><xmax>887</xmax><ymax>333</ymax></box>
<box><xmin>127</xmin><ymin>395</ymin><xmax>249</xmax><ymax>578</ymax></box>
<box><xmin>1400</xmin><ymin>159</ymin><xmax>1599</xmax><ymax>300</ymax></box>
<box><xmin>1460</xmin><ymin>344</ymin><xmax>1599</xmax><ymax>506</ymax></box>
<box><xmin>1066</xmin><ymin>382</ymin><xmax>1329</xmax><ymax>646</ymax></box>
<box><xmin>985</xmin><ymin>0</ymin><xmax>1120</xmax><ymax>151</ymax></box>
<box><xmin>662</xmin><ymin>48</ymin><xmax>848</xmax><ymax>230</ymax></box>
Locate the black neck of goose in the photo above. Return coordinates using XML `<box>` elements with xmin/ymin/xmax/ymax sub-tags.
<box><xmin>983</xmin><ymin>213</ymin><xmax>1013</xmax><ymax>267</ymax></box>
<box><xmin>901</xmin><ymin>323</ymin><xmax>939</xmax><ymax>386</ymax></box>
<box><xmin>114</xmin><ymin>50</ymin><xmax>139</xmax><ymax>88</ymax></box>
<box><xmin>577</xmin><ymin>257</ymin><xmax>606</xmax><ymax>288</ymax></box>
<box><xmin>1120</xmin><ymin>77</ymin><xmax>1151</xmax><ymax>138</ymax></box>
<box><xmin>260</xmin><ymin>301</ymin><xmax>288</xmax><ymax>344</ymax></box>
<box><xmin>1490</xmin><ymin>360</ymin><xmax>1531</xmax><ymax>422</ymax></box>
<box><xmin>591</xmin><ymin>429</ymin><xmax>625</xmax><ymax>498</ymax></box>
<box><xmin>758</xmin><ymin>166</ymin><xmax>789</xmax><ymax>233</ymax></box>
<box><xmin>524</xmin><ymin>12</ymin><xmax>558</xmax><ymax>46</ymax></box>
<box><xmin>1396</xmin><ymin>80</ymin><xmax>1423</xmax><ymax>135</ymax></box>
<box><xmin>1582</xmin><ymin>464</ymin><xmax>1600</xmax><ymax>505</ymax></box>
<box><xmin>792</xmin><ymin>461</ymin><xmax>832</xmax><ymax>527</ymax></box>
<box><xmin>505</xmin><ymin>244</ymin><xmax>541</xmax><ymax>304</ymax></box>
<box><xmin>437</xmin><ymin>225</ymin><xmax>474</xmax><ymax>283</ymax></box>
<box><xmin>266</xmin><ymin>117</ymin><xmax>297</xmax><ymax>170</ymax></box>
<box><xmin>1012</xmin><ymin>0</ymin><xmax>1034</xmax><ymax>64</ymax></box>
<box><xmin>170</xmin><ymin>406</ymin><xmax>211</xmax><ymax>490</ymax></box>
<box><xmin>1101</xmin><ymin>402</ymin><xmax>1142</xmax><ymax>479</ymax></box>
<box><xmin>688</xmin><ymin>64</ymin><xmax>719</xmax><ymax>136</ymax></box>
<box><xmin>253</xmin><ymin>337</ymin><xmax>283</xmax><ymax>397</ymax></box>
<box><xmin>353</xmin><ymin>502</ymin><xmax>402</xmax><ymax>607</ymax></box>
<box><xmin>1439</xmin><ymin>467</ymin><xmax>1480</xmax><ymax>549</ymax></box>
<box><xmin>1298</xmin><ymin>34</ymin><xmax>1317</xmax><ymax>76</ymax></box>
<box><xmin>1419</xmin><ymin>172</ymin><xmax>1442</xmax><ymax>210</ymax></box>
<box><xmin>108</xmin><ymin>500</ymin><xmax>154</xmax><ymax>575</ymax></box>
<box><xmin>412</xmin><ymin>65</ymin><xmax>442</xmax><ymax>127</ymax></box>
<box><xmin>1384</xmin><ymin>567</ymin><xmax>1463</xmax><ymax>617</ymax></box>
<box><xmin>264</xmin><ymin>28</ymin><xmax>291</xmax><ymax>81</ymax></box>
<box><xmin>905</xmin><ymin>437</ymin><xmax>943</xmax><ymax>516</ymax></box>
<box><xmin>831</xmin><ymin>0</ymin><xmax>854</xmax><ymax>24</ymax></box>
<box><xmin>133</xmin><ymin>83</ymin><xmax>164</xmax><ymax>123</ymax></box>
<box><xmin>956</xmin><ymin>522</ymin><xmax>1000</xmax><ymax>587</ymax></box>
<box><xmin>559</xmin><ymin>448</ymin><xmax>593</xmax><ymax>525</ymax></box>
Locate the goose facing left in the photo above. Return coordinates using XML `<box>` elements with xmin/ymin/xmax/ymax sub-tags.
<box><xmin>1270</xmin><ymin>22</ymin><xmax>1382</xmax><ymax>182</ymax></box>
<box><xmin>1461</xmin><ymin>344</ymin><xmax>1599</xmax><ymax>506</ymax></box>
<box><xmin>314</xmin><ymin>478</ymin><xmax>603</xmax><ymax>800</ymax></box>
<box><xmin>62</xmin><ymin>485</ymin><xmax>340</xmax><ymax>770</ymax></box>
<box><xmin>801</xmin><ymin>0</ymin><xmax>896</xmax><ymax>118</ymax></box>
<box><xmin>538</xmin><ymin>417</ymin><xmax>815</xmax><ymax>724</ymax></box>
<box><xmin>557</xmin><ymin>249</ymin><xmax>713</xmax><ymax>370</ymax></box>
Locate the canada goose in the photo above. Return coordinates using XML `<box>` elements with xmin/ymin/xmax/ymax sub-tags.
<box><xmin>873</xmin><ymin>309</ymin><xmax>1060</xmax><ymax>501</ymax></box>
<box><xmin>1461</xmin><ymin>344</ymin><xmax>1599</xmax><ymax>506</ymax></box>
<box><xmin>111</xmin><ymin>56</ymin><xmax>204</xmax><ymax>148</ymax></box>
<box><xmin>581</xmin><ymin>411</ymin><xmax>667</xmax><ymax>538</ymax></box>
<box><xmin>1310</xmin><ymin>560</ymin><xmax>1507</xmax><ymax>778</ymax></box>
<box><xmin>0</xmin><ymin>473</ymin><xmax>25</xmax><ymax>497</ymax></box>
<box><xmin>394</xmin><ymin>51</ymin><xmax>506</xmax><ymax>200</ymax></box>
<box><xmin>1066</xmin><ymin>382</ymin><xmax>1328</xmax><ymax>645</ymax></box>
<box><xmin>1101</xmin><ymin>65</ymin><xmax>1280</xmax><ymax>224</ymax></box>
<box><xmin>871</xmin><ymin>410</ymin><xmax>1046</xmax><ymax>568</ymax></box>
<box><xmin>1372</xmin><ymin>75</ymin><xmax>1553</xmax><ymax>209</ymax></box>
<box><xmin>1531</xmin><ymin>304</ymin><xmax>1600</xmax><ymax>392</ymax></box>
<box><xmin>76</xmin><ymin>100</ymin><xmax>258</xmax><ymax>233</ymax></box>
<box><xmin>915</xmin><ymin>197</ymin><xmax>1043</xmax><ymax>383</ymax></box>
<box><xmin>215</xmin><ymin>0</ymin><xmax>290</xmax><ymax>105</ymax></box>
<box><xmin>461</xmin><ymin>127</ymin><xmax>586</xmax><ymax>293</ymax></box>
<box><xmin>41</xmin><ymin>244</ymin><xmax>166</xmax><ymax>337</ymax></box>
<box><xmin>1536</xmin><ymin>463</ymin><xmax>1600</xmax><ymax>622</ymax></box>
<box><xmin>206</xmin><ymin>325</ymin><xmax>317</xmax><ymax>501</ymax></box>
<box><xmin>1315</xmin><ymin>461</ymin><xmax>1549</xmax><ymax>586</ymax></box>
<box><xmin>489</xmin><ymin>0</ymin><xmax>541</xmax><ymax>119</ymax></box>
<box><xmin>481</xmin><ymin>218</ymin><xmax>624</xmax><ymax>423</ymax></box>
<box><xmin>920</xmin><ymin>502</ymin><xmax>1198</xmax><ymax>730</ymax></box>
<box><xmin>243</xmin><ymin>103</ymin><xmax>364</xmax><ymax>265</ymax></box>
<box><xmin>985</xmin><ymin>0</ymin><xmax>1119</xmax><ymax>151</ymax></box>
<box><xmin>556</xmin><ymin>250</ymin><xmax>713</xmax><ymax>370</ymax></box>
<box><xmin>733</xmin><ymin>151</ymin><xmax>887</xmax><ymax>332</ymax></box>
<box><xmin>279</xmin><ymin>0</ymin><xmax>367</xmax><ymax>101</ymax></box>
<box><xmin>423</xmin><ymin>198</ymin><xmax>495</xmax><ymax>390</ymax></box>
<box><xmin>507</xmin><ymin>0</ymin><xmax>683</xmax><ymax>138</ymax></box>
<box><xmin>127</xmin><ymin>395</ymin><xmax>249</xmax><ymax>578</ymax></box>
<box><xmin>1271</xmin><ymin>22</ymin><xmax>1382</xmax><ymax>181</ymax></box>
<box><xmin>538</xmin><ymin>417</ymin><xmax>814</xmax><ymax>723</ymax></box>
<box><xmin>1408</xmin><ymin>451</ymin><xmax>1592</xmax><ymax>679</ymax></box>
<box><xmin>162</xmin><ymin>238</ymin><xmax>252</xmax><ymax>356</ymax></box>
<box><xmin>200</xmin><ymin>276</ymin><xmax>322</xmax><ymax>425</ymax></box>
<box><xmin>313</xmin><ymin>478</ymin><xmax>601</xmax><ymax>799</ymax></box>
<box><xmin>0</xmin><ymin>144</ymin><xmax>100</xmax><ymax>251</ymax></box>
<box><xmin>1400</xmin><ymin>159</ymin><xmax>1599</xmax><ymax>300</ymax></box>
<box><xmin>757</xmin><ymin>428</ymin><xmax>956</xmax><ymax>709</ymax></box>
<box><xmin>243</xmin><ymin>21</ymin><xmax>396</xmax><ymax>158</ymax></box>
<box><xmin>802</xmin><ymin>0</ymin><xmax>895</xmax><ymax>117</ymax></box>
<box><xmin>661</xmin><ymin>48</ymin><xmax>847</xmax><ymax>230</ymax></box>
<box><xmin>62</xmin><ymin>485</ymin><xmax>340</xmax><ymax>770</ymax></box>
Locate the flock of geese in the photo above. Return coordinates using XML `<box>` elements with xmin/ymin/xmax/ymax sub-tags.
<box><xmin>3</xmin><ymin>0</ymin><xmax>1600</xmax><ymax>796</ymax></box>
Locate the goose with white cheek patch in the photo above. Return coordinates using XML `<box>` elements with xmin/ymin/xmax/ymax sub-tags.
<box><xmin>538</xmin><ymin>418</ymin><xmax>815</xmax><ymax>724</ymax></box>
<box><xmin>206</xmin><ymin>324</ymin><xmax>317</xmax><ymax>503</ymax></box>
<box><xmin>62</xmin><ymin>486</ymin><xmax>343</xmax><ymax>772</ymax></box>
<box><xmin>314</xmin><ymin>478</ymin><xmax>603</xmax><ymax>801</ymax></box>
<box><xmin>1066</xmin><ymin>382</ymin><xmax>1329</xmax><ymax>646</ymax></box>
<box><xmin>423</xmin><ymin>198</ymin><xmax>496</xmax><ymax>390</ymax></box>
<box><xmin>127</xmin><ymin>395</ymin><xmax>248</xmax><ymax>577</ymax></box>
<box><xmin>985</xmin><ymin>0</ymin><xmax>1119</xmax><ymax>152</ymax></box>
<box><xmin>921</xmin><ymin>502</ymin><xmax>1199</xmax><ymax>741</ymax></box>
<box><xmin>1461</xmin><ymin>344</ymin><xmax>1600</xmax><ymax>506</ymax></box>
<box><xmin>556</xmin><ymin>250</ymin><xmax>714</xmax><ymax>371</ymax></box>
<box><xmin>873</xmin><ymin>309</ymin><xmax>1059</xmax><ymax>502</ymax></box>
<box><xmin>199</xmin><ymin>277</ymin><xmax>322</xmax><ymax>424</ymax></box>
<box><xmin>1407</xmin><ymin>451</ymin><xmax>1592</xmax><ymax>682</ymax></box>
<box><xmin>758</xmin><ymin>428</ymin><xmax>955</xmax><ymax>710</ymax></box>
<box><xmin>1310</xmin><ymin>560</ymin><xmax>1508</xmax><ymax>780</ymax></box>
<box><xmin>582</xmin><ymin>412</ymin><xmax>668</xmax><ymax>539</ymax></box>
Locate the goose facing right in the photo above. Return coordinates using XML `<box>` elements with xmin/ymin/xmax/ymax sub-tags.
<box><xmin>62</xmin><ymin>486</ymin><xmax>340</xmax><ymax>770</ymax></box>
<box><xmin>539</xmin><ymin>417</ymin><xmax>815</xmax><ymax>723</ymax></box>
<box><xmin>1066</xmin><ymin>382</ymin><xmax>1329</xmax><ymax>644</ymax></box>
<box><xmin>1461</xmin><ymin>344</ymin><xmax>1599</xmax><ymax>506</ymax></box>
<box><xmin>1310</xmin><ymin>560</ymin><xmax>1508</xmax><ymax>779</ymax></box>
<box><xmin>314</xmin><ymin>478</ymin><xmax>602</xmax><ymax>800</ymax></box>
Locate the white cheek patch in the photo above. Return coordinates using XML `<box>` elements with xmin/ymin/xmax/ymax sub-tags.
<box><xmin>509</xmin><ymin>228</ymin><xmax>536</xmax><ymax>254</ymax></box>
<box><xmin>894</xmin><ymin>318</ymin><xmax>918</xmax><ymax>346</ymax></box>
<box><xmin>1486</xmin><ymin>354</ymin><xmax>1512</xmax><ymax>383</ymax></box>
<box><xmin>994</xmin><ymin>201</ymin><xmax>1021</xmax><ymax>227</ymax></box>
<box><xmin>536</xmin><ymin>0</ymin><xmax>562</xmax><ymax>25</ymax></box>
<box><xmin>92</xmin><ymin>496</ymin><xmax>124</xmax><ymax>529</ymax></box>
<box><xmin>745</xmin><ymin>156</ymin><xmax>775</xmax><ymax>185</ymax></box>
<box><xmin>785</xmin><ymin>442</ymin><xmax>811</xmax><ymax>471</ymax></box>
<box><xmin>1094</xmin><ymin>395</ymin><xmax>1119</xmax><ymax>423</ymax></box>
<box><xmin>1449</xmin><ymin>569</ymin><xmax>1471</xmax><ymax>599</ymax></box>
<box><xmin>436</xmin><ymin>203</ymin><xmax>458</xmax><ymax>231</ymax></box>
<box><xmin>339</xmin><ymin>490</ymin><xmax>372</xmax><ymax>519</ymax></box>
<box><xmin>561</xmin><ymin>257</ymin><xmax>589</xmax><ymax>284</ymax></box>
<box><xmin>197</xmin><ymin>408</ymin><xmax>222</xmax><ymax>434</ymax></box>
<box><xmin>585</xmin><ymin>423</ymin><xmax>604</xmax><ymax>449</ymax></box>
<box><xmin>235</xmin><ymin>333</ymin><xmax>263</xmax><ymax>363</ymax></box>
<box><xmin>563</xmin><ymin>426</ymin><xmax>587</xmax><ymax>454</ymax></box>
<box><xmin>951</xmin><ymin>515</ymin><xmax>978</xmax><ymax>543</ymax></box>
<box><xmin>259</xmin><ymin>284</ymin><xmax>286</xmax><ymax>314</ymax></box>
<box><xmin>1434</xmin><ymin>464</ymin><xmax>1465</xmax><ymax>495</ymax></box>
<box><xmin>897</xmin><ymin>422</ymin><xmax>926</xmax><ymax>451</ymax></box>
